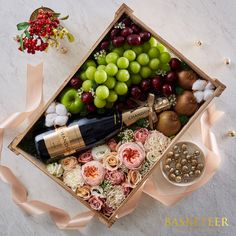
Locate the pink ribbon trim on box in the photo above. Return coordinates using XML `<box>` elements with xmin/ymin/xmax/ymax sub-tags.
<box><xmin>0</xmin><ymin>63</ymin><xmax>223</xmax><ymax>230</ymax></box>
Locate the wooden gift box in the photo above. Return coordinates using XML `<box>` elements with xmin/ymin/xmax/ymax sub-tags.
<box><xmin>9</xmin><ymin>4</ymin><xmax>226</xmax><ymax>227</ymax></box>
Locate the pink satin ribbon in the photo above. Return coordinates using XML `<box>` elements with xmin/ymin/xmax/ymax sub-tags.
<box><xmin>0</xmin><ymin>63</ymin><xmax>223</xmax><ymax>230</ymax></box>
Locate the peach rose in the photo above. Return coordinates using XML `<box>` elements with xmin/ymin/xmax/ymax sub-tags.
<box><xmin>118</xmin><ymin>142</ymin><xmax>145</xmax><ymax>169</ymax></box>
<box><xmin>105</xmin><ymin>170</ymin><xmax>125</xmax><ymax>185</ymax></box>
<box><xmin>60</xmin><ymin>156</ymin><xmax>78</xmax><ymax>171</ymax></box>
<box><xmin>107</xmin><ymin>139</ymin><xmax>118</xmax><ymax>151</ymax></box>
<box><xmin>134</xmin><ymin>128</ymin><xmax>149</xmax><ymax>144</ymax></box>
<box><xmin>81</xmin><ymin>161</ymin><xmax>105</xmax><ymax>186</ymax></box>
<box><xmin>88</xmin><ymin>196</ymin><xmax>104</xmax><ymax>211</ymax></box>
<box><xmin>103</xmin><ymin>152</ymin><xmax>121</xmax><ymax>171</ymax></box>
<box><xmin>127</xmin><ymin>170</ymin><xmax>142</xmax><ymax>188</ymax></box>
<box><xmin>78</xmin><ymin>150</ymin><xmax>93</xmax><ymax>164</ymax></box>
<box><xmin>76</xmin><ymin>185</ymin><xmax>91</xmax><ymax>200</ymax></box>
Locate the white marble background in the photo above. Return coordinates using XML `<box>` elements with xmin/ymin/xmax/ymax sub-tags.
<box><xmin>0</xmin><ymin>0</ymin><xmax>235</xmax><ymax>235</ymax></box>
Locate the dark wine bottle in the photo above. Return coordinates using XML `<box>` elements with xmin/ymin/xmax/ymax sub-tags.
<box><xmin>35</xmin><ymin>106</ymin><xmax>150</xmax><ymax>163</ymax></box>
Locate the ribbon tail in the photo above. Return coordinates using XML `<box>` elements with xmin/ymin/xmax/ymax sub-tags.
<box><xmin>0</xmin><ymin>63</ymin><xmax>94</xmax><ymax>231</ymax></box>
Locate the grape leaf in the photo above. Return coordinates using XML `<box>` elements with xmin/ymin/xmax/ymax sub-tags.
<box><xmin>66</xmin><ymin>32</ymin><xmax>75</xmax><ymax>42</ymax></box>
<box><xmin>59</xmin><ymin>15</ymin><xmax>69</xmax><ymax>20</ymax></box>
<box><xmin>53</xmin><ymin>12</ymin><xmax>61</xmax><ymax>17</ymax></box>
<box><xmin>24</xmin><ymin>30</ymin><xmax>30</xmax><ymax>38</ymax></box>
<box><xmin>17</xmin><ymin>22</ymin><xmax>29</xmax><ymax>30</ymax></box>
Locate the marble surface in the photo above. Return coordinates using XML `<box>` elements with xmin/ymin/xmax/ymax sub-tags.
<box><xmin>0</xmin><ymin>0</ymin><xmax>236</xmax><ymax>235</ymax></box>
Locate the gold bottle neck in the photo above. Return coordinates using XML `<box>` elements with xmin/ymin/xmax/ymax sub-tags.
<box><xmin>122</xmin><ymin>106</ymin><xmax>150</xmax><ymax>126</ymax></box>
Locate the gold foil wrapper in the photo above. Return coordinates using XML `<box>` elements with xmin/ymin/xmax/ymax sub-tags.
<box><xmin>122</xmin><ymin>106</ymin><xmax>150</xmax><ymax>126</ymax></box>
<box><xmin>154</xmin><ymin>97</ymin><xmax>171</xmax><ymax>113</ymax></box>
<box><xmin>44</xmin><ymin>125</ymin><xmax>85</xmax><ymax>158</ymax></box>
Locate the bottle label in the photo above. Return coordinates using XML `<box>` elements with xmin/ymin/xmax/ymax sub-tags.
<box><xmin>122</xmin><ymin>107</ymin><xmax>150</xmax><ymax>126</ymax></box>
<box><xmin>44</xmin><ymin>125</ymin><xmax>85</xmax><ymax>158</ymax></box>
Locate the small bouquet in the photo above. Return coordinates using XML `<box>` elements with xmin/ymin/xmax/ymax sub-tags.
<box><xmin>15</xmin><ymin>7</ymin><xmax>74</xmax><ymax>54</ymax></box>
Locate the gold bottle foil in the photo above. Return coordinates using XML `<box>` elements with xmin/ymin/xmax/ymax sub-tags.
<box><xmin>122</xmin><ymin>106</ymin><xmax>150</xmax><ymax>126</ymax></box>
<box><xmin>154</xmin><ymin>97</ymin><xmax>171</xmax><ymax>113</ymax></box>
<box><xmin>44</xmin><ymin>125</ymin><xmax>85</xmax><ymax>158</ymax></box>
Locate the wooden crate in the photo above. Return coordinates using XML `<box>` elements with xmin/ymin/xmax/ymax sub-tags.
<box><xmin>9</xmin><ymin>4</ymin><xmax>226</xmax><ymax>227</ymax></box>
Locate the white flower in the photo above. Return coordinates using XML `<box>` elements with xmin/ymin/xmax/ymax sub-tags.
<box><xmin>192</xmin><ymin>79</ymin><xmax>215</xmax><ymax>103</ymax></box>
<box><xmin>46</xmin><ymin>102</ymin><xmax>56</xmax><ymax>114</ymax></box>
<box><xmin>193</xmin><ymin>91</ymin><xmax>204</xmax><ymax>103</ymax></box>
<box><xmin>63</xmin><ymin>166</ymin><xmax>85</xmax><ymax>191</ymax></box>
<box><xmin>105</xmin><ymin>185</ymin><xmax>125</xmax><ymax>209</ymax></box>
<box><xmin>144</xmin><ymin>130</ymin><xmax>171</xmax><ymax>164</ymax></box>
<box><xmin>46</xmin><ymin>163</ymin><xmax>64</xmax><ymax>177</ymax></box>
<box><xmin>205</xmin><ymin>82</ymin><xmax>215</xmax><ymax>90</ymax></box>
<box><xmin>45</xmin><ymin>102</ymin><xmax>69</xmax><ymax>127</ymax></box>
<box><xmin>55</xmin><ymin>103</ymin><xmax>68</xmax><ymax>116</ymax></box>
<box><xmin>192</xmin><ymin>79</ymin><xmax>207</xmax><ymax>91</ymax></box>
<box><xmin>54</xmin><ymin>115</ymin><xmax>69</xmax><ymax>126</ymax></box>
<box><xmin>91</xmin><ymin>186</ymin><xmax>105</xmax><ymax>198</ymax></box>
<box><xmin>146</xmin><ymin>150</ymin><xmax>162</xmax><ymax>163</ymax></box>
<box><xmin>204</xmin><ymin>89</ymin><xmax>214</xmax><ymax>101</ymax></box>
<box><xmin>45</xmin><ymin>113</ymin><xmax>58</xmax><ymax>127</ymax></box>
<box><xmin>92</xmin><ymin>144</ymin><xmax>110</xmax><ymax>161</ymax></box>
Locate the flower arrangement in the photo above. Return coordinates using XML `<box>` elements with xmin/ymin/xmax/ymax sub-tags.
<box><xmin>46</xmin><ymin>119</ymin><xmax>171</xmax><ymax>217</ymax></box>
<box><xmin>15</xmin><ymin>7</ymin><xmax>74</xmax><ymax>54</ymax></box>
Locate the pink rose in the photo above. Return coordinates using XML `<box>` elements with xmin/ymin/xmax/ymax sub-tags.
<box><xmin>78</xmin><ymin>150</ymin><xmax>93</xmax><ymax>164</ymax></box>
<box><xmin>121</xmin><ymin>184</ymin><xmax>131</xmax><ymax>197</ymax></box>
<box><xmin>81</xmin><ymin>161</ymin><xmax>105</xmax><ymax>186</ymax></box>
<box><xmin>102</xmin><ymin>204</ymin><xmax>114</xmax><ymax>217</ymax></box>
<box><xmin>88</xmin><ymin>196</ymin><xmax>104</xmax><ymax>211</ymax></box>
<box><xmin>118</xmin><ymin>142</ymin><xmax>145</xmax><ymax>169</ymax></box>
<box><xmin>107</xmin><ymin>139</ymin><xmax>118</xmax><ymax>151</ymax></box>
<box><xmin>105</xmin><ymin>170</ymin><xmax>125</xmax><ymax>185</ymax></box>
<box><xmin>134</xmin><ymin>128</ymin><xmax>149</xmax><ymax>144</ymax></box>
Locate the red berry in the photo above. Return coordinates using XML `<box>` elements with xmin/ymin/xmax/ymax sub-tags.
<box><xmin>139</xmin><ymin>31</ymin><xmax>151</xmax><ymax>42</ymax></box>
<box><xmin>169</xmin><ymin>58</ymin><xmax>181</xmax><ymax>70</ymax></box>
<box><xmin>140</xmin><ymin>79</ymin><xmax>151</xmax><ymax>92</ymax></box>
<box><xmin>151</xmin><ymin>76</ymin><xmax>162</xmax><ymax>91</ymax></box>
<box><xmin>162</xmin><ymin>84</ymin><xmax>172</xmax><ymax>96</ymax></box>
<box><xmin>41</xmin><ymin>31</ymin><xmax>46</xmax><ymax>37</ymax></box>
<box><xmin>131</xmin><ymin>24</ymin><xmax>141</xmax><ymax>34</ymax></box>
<box><xmin>112</xmin><ymin>36</ymin><xmax>125</xmax><ymax>47</ymax></box>
<box><xmin>110</xmin><ymin>28</ymin><xmax>121</xmax><ymax>39</ymax></box>
<box><xmin>126</xmin><ymin>34</ymin><xmax>141</xmax><ymax>46</ymax></box>
<box><xmin>165</xmin><ymin>71</ymin><xmax>177</xmax><ymax>84</ymax></box>
<box><xmin>122</xmin><ymin>17</ymin><xmax>131</xmax><ymax>27</ymax></box>
<box><xmin>126</xmin><ymin>99</ymin><xmax>137</xmax><ymax>109</ymax></box>
<box><xmin>70</xmin><ymin>77</ymin><xmax>82</xmax><ymax>89</ymax></box>
<box><xmin>81</xmin><ymin>92</ymin><xmax>93</xmax><ymax>104</ymax></box>
<box><xmin>131</xmin><ymin>86</ymin><xmax>141</xmax><ymax>99</ymax></box>
<box><xmin>87</xmin><ymin>104</ymin><xmax>96</xmax><ymax>112</ymax></box>
<box><xmin>100</xmin><ymin>40</ymin><xmax>110</xmax><ymax>50</ymax></box>
<box><xmin>121</xmin><ymin>27</ymin><xmax>133</xmax><ymax>37</ymax></box>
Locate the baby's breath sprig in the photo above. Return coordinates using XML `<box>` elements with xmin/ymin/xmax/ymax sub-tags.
<box><xmin>140</xmin><ymin>161</ymin><xmax>152</xmax><ymax>176</ymax></box>
<box><xmin>89</xmin><ymin>88</ymin><xmax>95</xmax><ymax>96</ymax></box>
<box><xmin>114</xmin><ymin>22</ymin><xmax>125</xmax><ymax>29</ymax></box>
<box><xmin>168</xmin><ymin>94</ymin><xmax>177</xmax><ymax>106</ymax></box>
<box><xmin>94</xmin><ymin>50</ymin><xmax>106</xmax><ymax>60</ymax></box>
<box><xmin>77</xmin><ymin>88</ymin><xmax>84</xmax><ymax>97</ymax></box>
<box><xmin>156</xmin><ymin>69</ymin><xmax>167</xmax><ymax>77</ymax></box>
<box><xmin>118</xmin><ymin>128</ymin><xmax>134</xmax><ymax>143</ymax></box>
